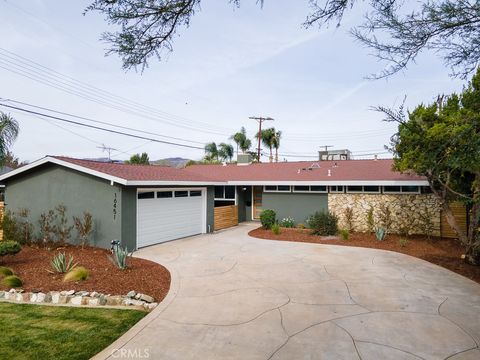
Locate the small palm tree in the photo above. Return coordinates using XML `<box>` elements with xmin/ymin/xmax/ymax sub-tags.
<box><xmin>204</xmin><ymin>142</ymin><xmax>219</xmax><ymax>162</ymax></box>
<box><xmin>272</xmin><ymin>130</ymin><xmax>282</xmax><ymax>162</ymax></box>
<box><xmin>218</xmin><ymin>143</ymin><xmax>234</xmax><ymax>162</ymax></box>
<box><xmin>230</xmin><ymin>127</ymin><xmax>252</xmax><ymax>155</ymax></box>
<box><xmin>0</xmin><ymin>113</ymin><xmax>19</xmax><ymax>165</ymax></box>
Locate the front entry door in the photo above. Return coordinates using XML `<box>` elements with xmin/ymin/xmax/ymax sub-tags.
<box><xmin>253</xmin><ymin>186</ymin><xmax>263</xmax><ymax>219</ymax></box>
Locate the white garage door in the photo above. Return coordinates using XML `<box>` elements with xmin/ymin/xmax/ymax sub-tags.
<box><xmin>137</xmin><ymin>188</ymin><xmax>206</xmax><ymax>248</ymax></box>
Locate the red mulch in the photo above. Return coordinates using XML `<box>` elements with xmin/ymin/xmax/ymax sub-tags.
<box><xmin>0</xmin><ymin>245</ymin><xmax>170</xmax><ymax>302</ymax></box>
<box><xmin>249</xmin><ymin>227</ymin><xmax>480</xmax><ymax>284</ymax></box>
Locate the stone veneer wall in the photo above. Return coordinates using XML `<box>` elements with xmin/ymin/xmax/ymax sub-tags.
<box><xmin>328</xmin><ymin>193</ymin><xmax>441</xmax><ymax>236</ymax></box>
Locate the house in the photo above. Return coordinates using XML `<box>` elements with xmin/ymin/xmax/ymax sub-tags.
<box><xmin>0</xmin><ymin>155</ymin><xmax>445</xmax><ymax>250</ymax></box>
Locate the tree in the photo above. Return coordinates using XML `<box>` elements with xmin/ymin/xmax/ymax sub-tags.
<box><xmin>384</xmin><ymin>67</ymin><xmax>480</xmax><ymax>265</ymax></box>
<box><xmin>87</xmin><ymin>1</ymin><xmax>480</xmax><ymax>78</ymax></box>
<box><xmin>218</xmin><ymin>143</ymin><xmax>234</xmax><ymax>162</ymax></box>
<box><xmin>258</xmin><ymin>127</ymin><xmax>276</xmax><ymax>163</ymax></box>
<box><xmin>272</xmin><ymin>130</ymin><xmax>282</xmax><ymax>163</ymax></box>
<box><xmin>204</xmin><ymin>142</ymin><xmax>219</xmax><ymax>161</ymax></box>
<box><xmin>230</xmin><ymin>127</ymin><xmax>252</xmax><ymax>155</ymax></box>
<box><xmin>0</xmin><ymin>113</ymin><xmax>19</xmax><ymax>166</ymax></box>
<box><xmin>1</xmin><ymin>150</ymin><xmax>27</xmax><ymax>169</ymax></box>
<box><xmin>125</xmin><ymin>152</ymin><xmax>150</xmax><ymax>164</ymax></box>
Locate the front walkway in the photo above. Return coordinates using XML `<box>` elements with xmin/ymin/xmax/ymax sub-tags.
<box><xmin>94</xmin><ymin>223</ymin><xmax>480</xmax><ymax>360</ymax></box>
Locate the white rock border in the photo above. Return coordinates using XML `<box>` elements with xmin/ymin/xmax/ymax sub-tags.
<box><xmin>0</xmin><ymin>289</ymin><xmax>158</xmax><ymax>311</ymax></box>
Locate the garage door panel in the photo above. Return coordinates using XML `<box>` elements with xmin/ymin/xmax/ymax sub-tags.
<box><xmin>137</xmin><ymin>189</ymin><xmax>205</xmax><ymax>248</ymax></box>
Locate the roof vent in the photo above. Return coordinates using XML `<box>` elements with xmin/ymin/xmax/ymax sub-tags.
<box><xmin>309</xmin><ymin>163</ymin><xmax>320</xmax><ymax>169</ymax></box>
<box><xmin>374</xmin><ymin>154</ymin><xmax>378</xmax><ymax>161</ymax></box>
<box><xmin>327</xmin><ymin>169</ymin><xmax>332</xmax><ymax>177</ymax></box>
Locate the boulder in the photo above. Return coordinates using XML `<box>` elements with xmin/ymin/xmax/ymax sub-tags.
<box><xmin>140</xmin><ymin>294</ymin><xmax>154</xmax><ymax>303</ymax></box>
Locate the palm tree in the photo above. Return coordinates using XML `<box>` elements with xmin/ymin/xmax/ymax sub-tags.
<box><xmin>230</xmin><ymin>127</ymin><xmax>251</xmax><ymax>154</ymax></box>
<box><xmin>272</xmin><ymin>130</ymin><xmax>282</xmax><ymax>162</ymax></box>
<box><xmin>204</xmin><ymin>142</ymin><xmax>219</xmax><ymax>162</ymax></box>
<box><xmin>0</xmin><ymin>113</ymin><xmax>19</xmax><ymax>165</ymax></box>
<box><xmin>218</xmin><ymin>143</ymin><xmax>234</xmax><ymax>163</ymax></box>
<box><xmin>259</xmin><ymin>128</ymin><xmax>276</xmax><ymax>162</ymax></box>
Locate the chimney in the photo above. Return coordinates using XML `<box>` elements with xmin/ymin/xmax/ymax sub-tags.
<box><xmin>237</xmin><ymin>153</ymin><xmax>252</xmax><ymax>166</ymax></box>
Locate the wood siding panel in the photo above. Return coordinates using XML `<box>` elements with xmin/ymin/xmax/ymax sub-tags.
<box><xmin>214</xmin><ymin>205</ymin><xmax>238</xmax><ymax>231</ymax></box>
<box><xmin>441</xmin><ymin>202</ymin><xmax>468</xmax><ymax>239</ymax></box>
<box><xmin>0</xmin><ymin>202</ymin><xmax>3</xmax><ymax>240</ymax></box>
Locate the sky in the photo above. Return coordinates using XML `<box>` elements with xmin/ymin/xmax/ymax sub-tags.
<box><xmin>0</xmin><ymin>0</ymin><xmax>466</xmax><ymax>163</ymax></box>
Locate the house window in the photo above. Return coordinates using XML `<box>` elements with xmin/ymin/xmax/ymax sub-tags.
<box><xmin>346</xmin><ymin>186</ymin><xmax>363</xmax><ymax>193</ymax></box>
<box><xmin>263</xmin><ymin>185</ymin><xmax>291</xmax><ymax>192</ymax></box>
<box><xmin>363</xmin><ymin>186</ymin><xmax>380</xmax><ymax>193</ymax></box>
<box><xmin>214</xmin><ymin>186</ymin><xmax>236</xmax><ymax>200</ymax></box>
<box><xmin>329</xmin><ymin>186</ymin><xmax>344</xmax><ymax>193</ymax></box>
<box><xmin>383</xmin><ymin>186</ymin><xmax>420</xmax><ymax>194</ymax></box>
<box><xmin>157</xmin><ymin>191</ymin><xmax>173</xmax><ymax>198</ymax></box>
<box><xmin>175</xmin><ymin>191</ymin><xmax>189</xmax><ymax>197</ymax></box>
<box><xmin>346</xmin><ymin>186</ymin><xmax>380</xmax><ymax>193</ymax></box>
<box><xmin>190</xmin><ymin>190</ymin><xmax>202</xmax><ymax>197</ymax></box>
<box><xmin>138</xmin><ymin>191</ymin><xmax>154</xmax><ymax>199</ymax></box>
<box><xmin>293</xmin><ymin>185</ymin><xmax>327</xmax><ymax>193</ymax></box>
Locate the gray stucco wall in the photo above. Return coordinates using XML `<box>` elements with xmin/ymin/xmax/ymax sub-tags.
<box><xmin>206</xmin><ymin>186</ymin><xmax>215</xmax><ymax>232</ymax></box>
<box><xmin>4</xmin><ymin>164</ymin><xmax>123</xmax><ymax>249</ymax></box>
<box><xmin>262</xmin><ymin>192</ymin><xmax>328</xmax><ymax>224</ymax></box>
<box><xmin>121</xmin><ymin>187</ymin><xmax>137</xmax><ymax>250</ymax></box>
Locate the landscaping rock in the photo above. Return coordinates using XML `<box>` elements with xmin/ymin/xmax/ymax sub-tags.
<box><xmin>9</xmin><ymin>288</ymin><xmax>16</xmax><ymax>293</ymax></box>
<box><xmin>106</xmin><ymin>296</ymin><xmax>122</xmax><ymax>306</ymax></box>
<box><xmin>127</xmin><ymin>290</ymin><xmax>136</xmax><ymax>298</ymax></box>
<box><xmin>43</xmin><ymin>293</ymin><xmax>52</xmax><ymax>303</ymax></box>
<box><xmin>65</xmin><ymin>290</ymin><xmax>75</xmax><ymax>296</ymax></box>
<box><xmin>75</xmin><ymin>291</ymin><xmax>89</xmax><ymax>297</ymax></box>
<box><xmin>15</xmin><ymin>293</ymin><xmax>24</xmax><ymax>302</ymax></box>
<box><xmin>0</xmin><ymin>291</ymin><xmax>5</xmax><ymax>299</ymax></box>
<box><xmin>144</xmin><ymin>303</ymin><xmax>158</xmax><ymax>311</ymax></box>
<box><xmin>36</xmin><ymin>293</ymin><xmax>46</xmax><ymax>303</ymax></box>
<box><xmin>51</xmin><ymin>292</ymin><xmax>61</xmax><ymax>304</ymax></box>
<box><xmin>139</xmin><ymin>294</ymin><xmax>154</xmax><ymax>303</ymax></box>
<box><xmin>90</xmin><ymin>291</ymin><xmax>99</xmax><ymax>298</ymax></box>
<box><xmin>88</xmin><ymin>298</ymin><xmax>100</xmax><ymax>306</ymax></box>
<box><xmin>98</xmin><ymin>296</ymin><xmax>107</xmax><ymax>306</ymax></box>
<box><xmin>29</xmin><ymin>293</ymin><xmax>37</xmax><ymax>302</ymax></box>
<box><xmin>70</xmin><ymin>296</ymin><xmax>83</xmax><ymax>305</ymax></box>
<box><xmin>134</xmin><ymin>293</ymin><xmax>141</xmax><ymax>300</ymax></box>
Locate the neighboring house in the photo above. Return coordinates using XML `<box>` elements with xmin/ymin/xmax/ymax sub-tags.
<box><xmin>0</xmin><ymin>155</ymin><xmax>447</xmax><ymax>250</ymax></box>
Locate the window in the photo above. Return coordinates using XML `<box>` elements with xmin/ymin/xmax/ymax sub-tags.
<box><xmin>175</xmin><ymin>191</ymin><xmax>189</xmax><ymax>197</ymax></box>
<box><xmin>157</xmin><ymin>191</ymin><xmax>173</xmax><ymax>198</ymax></box>
<box><xmin>383</xmin><ymin>186</ymin><xmax>420</xmax><ymax>194</ymax></box>
<box><xmin>329</xmin><ymin>186</ymin><xmax>344</xmax><ymax>193</ymax></box>
<box><xmin>293</xmin><ymin>185</ymin><xmax>327</xmax><ymax>193</ymax></box>
<box><xmin>190</xmin><ymin>190</ymin><xmax>202</xmax><ymax>197</ymax></box>
<box><xmin>346</xmin><ymin>186</ymin><xmax>363</xmax><ymax>193</ymax></box>
<box><xmin>363</xmin><ymin>186</ymin><xmax>380</xmax><ymax>193</ymax></box>
<box><xmin>138</xmin><ymin>191</ymin><xmax>154</xmax><ymax>199</ymax></box>
<box><xmin>214</xmin><ymin>186</ymin><xmax>236</xmax><ymax>200</ymax></box>
<box><xmin>263</xmin><ymin>185</ymin><xmax>291</xmax><ymax>192</ymax></box>
<box><xmin>345</xmin><ymin>186</ymin><xmax>380</xmax><ymax>193</ymax></box>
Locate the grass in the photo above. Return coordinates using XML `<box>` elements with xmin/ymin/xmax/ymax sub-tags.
<box><xmin>0</xmin><ymin>302</ymin><xmax>146</xmax><ymax>360</ymax></box>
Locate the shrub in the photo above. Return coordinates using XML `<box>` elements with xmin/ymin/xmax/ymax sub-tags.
<box><xmin>0</xmin><ymin>266</ymin><xmax>14</xmax><ymax>277</ymax></box>
<box><xmin>418</xmin><ymin>204</ymin><xmax>435</xmax><ymax>239</ymax></box>
<box><xmin>39</xmin><ymin>209</ymin><xmax>57</xmax><ymax>244</ymax></box>
<box><xmin>108</xmin><ymin>243</ymin><xmax>132</xmax><ymax>270</ymax></box>
<box><xmin>296</xmin><ymin>223</ymin><xmax>306</xmax><ymax>229</ymax></box>
<box><xmin>279</xmin><ymin>217</ymin><xmax>295</xmax><ymax>228</ymax></box>
<box><xmin>17</xmin><ymin>209</ymin><xmax>34</xmax><ymax>244</ymax></box>
<box><xmin>378</xmin><ymin>204</ymin><xmax>393</xmax><ymax>232</ymax></box>
<box><xmin>307</xmin><ymin>211</ymin><xmax>338</xmax><ymax>236</ymax></box>
<box><xmin>260</xmin><ymin>209</ymin><xmax>276</xmax><ymax>230</ymax></box>
<box><xmin>343</xmin><ymin>207</ymin><xmax>354</xmax><ymax>232</ymax></box>
<box><xmin>2</xmin><ymin>275</ymin><xmax>22</xmax><ymax>288</ymax></box>
<box><xmin>1</xmin><ymin>210</ymin><xmax>20</xmax><ymax>242</ymax></box>
<box><xmin>0</xmin><ymin>241</ymin><xmax>21</xmax><ymax>256</ymax></box>
<box><xmin>367</xmin><ymin>207</ymin><xmax>375</xmax><ymax>233</ymax></box>
<box><xmin>54</xmin><ymin>205</ymin><xmax>73</xmax><ymax>245</ymax></box>
<box><xmin>50</xmin><ymin>252</ymin><xmax>77</xmax><ymax>274</ymax></box>
<box><xmin>375</xmin><ymin>227</ymin><xmax>387</xmax><ymax>241</ymax></box>
<box><xmin>271</xmin><ymin>223</ymin><xmax>281</xmax><ymax>235</ymax></box>
<box><xmin>399</xmin><ymin>238</ymin><xmax>409</xmax><ymax>247</ymax></box>
<box><xmin>73</xmin><ymin>212</ymin><xmax>94</xmax><ymax>248</ymax></box>
<box><xmin>64</xmin><ymin>266</ymin><xmax>89</xmax><ymax>282</ymax></box>
<box><xmin>1</xmin><ymin>209</ymin><xmax>34</xmax><ymax>244</ymax></box>
<box><xmin>396</xmin><ymin>197</ymin><xmax>415</xmax><ymax>237</ymax></box>
<box><xmin>340</xmin><ymin>229</ymin><xmax>349</xmax><ymax>241</ymax></box>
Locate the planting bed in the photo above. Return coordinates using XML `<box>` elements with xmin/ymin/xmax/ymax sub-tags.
<box><xmin>0</xmin><ymin>245</ymin><xmax>170</xmax><ymax>302</ymax></box>
<box><xmin>250</xmin><ymin>227</ymin><xmax>480</xmax><ymax>284</ymax></box>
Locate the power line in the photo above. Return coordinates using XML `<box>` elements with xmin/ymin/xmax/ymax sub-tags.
<box><xmin>250</xmin><ymin>116</ymin><xmax>274</xmax><ymax>162</ymax></box>
<box><xmin>0</xmin><ymin>102</ymin><xmax>205</xmax><ymax>151</ymax></box>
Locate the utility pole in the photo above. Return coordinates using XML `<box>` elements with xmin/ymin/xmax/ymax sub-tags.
<box><xmin>249</xmin><ymin>116</ymin><xmax>274</xmax><ymax>162</ymax></box>
<box><xmin>97</xmin><ymin>144</ymin><xmax>118</xmax><ymax>162</ymax></box>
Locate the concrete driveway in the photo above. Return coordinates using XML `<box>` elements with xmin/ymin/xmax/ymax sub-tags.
<box><xmin>94</xmin><ymin>223</ymin><xmax>480</xmax><ymax>360</ymax></box>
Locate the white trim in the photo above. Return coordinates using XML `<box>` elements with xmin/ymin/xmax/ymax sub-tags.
<box><xmin>213</xmin><ymin>185</ymin><xmax>236</xmax><ymax>201</ymax></box>
<box><xmin>135</xmin><ymin>187</ymin><xmax>207</xmax><ymax>249</ymax></box>
<box><xmin>127</xmin><ymin>180</ymin><xmax>224</xmax><ymax>186</ymax></box>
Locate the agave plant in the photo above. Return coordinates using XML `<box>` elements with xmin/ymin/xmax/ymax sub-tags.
<box><xmin>375</xmin><ymin>227</ymin><xmax>387</xmax><ymax>241</ymax></box>
<box><xmin>50</xmin><ymin>252</ymin><xmax>77</xmax><ymax>273</ymax></box>
<box><xmin>108</xmin><ymin>243</ymin><xmax>132</xmax><ymax>270</ymax></box>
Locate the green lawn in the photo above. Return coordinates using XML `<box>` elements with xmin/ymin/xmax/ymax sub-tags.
<box><xmin>0</xmin><ymin>302</ymin><xmax>146</xmax><ymax>360</ymax></box>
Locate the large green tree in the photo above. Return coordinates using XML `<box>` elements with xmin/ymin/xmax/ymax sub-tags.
<box><xmin>258</xmin><ymin>127</ymin><xmax>276</xmax><ymax>163</ymax></box>
<box><xmin>386</xmin><ymin>67</ymin><xmax>480</xmax><ymax>264</ymax></box>
<box><xmin>125</xmin><ymin>152</ymin><xmax>150</xmax><ymax>164</ymax></box>
<box><xmin>0</xmin><ymin>113</ymin><xmax>19</xmax><ymax>167</ymax></box>
<box><xmin>230</xmin><ymin>127</ymin><xmax>251</xmax><ymax>155</ymax></box>
<box><xmin>218</xmin><ymin>142</ymin><xmax>234</xmax><ymax>162</ymax></box>
<box><xmin>87</xmin><ymin>1</ymin><xmax>480</xmax><ymax>78</ymax></box>
<box><xmin>203</xmin><ymin>142</ymin><xmax>219</xmax><ymax>162</ymax></box>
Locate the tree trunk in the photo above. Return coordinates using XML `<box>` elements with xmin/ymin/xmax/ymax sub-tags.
<box><xmin>275</xmin><ymin>148</ymin><xmax>278</xmax><ymax>162</ymax></box>
<box><xmin>465</xmin><ymin>175</ymin><xmax>480</xmax><ymax>265</ymax></box>
<box><xmin>269</xmin><ymin>147</ymin><xmax>273</xmax><ymax>163</ymax></box>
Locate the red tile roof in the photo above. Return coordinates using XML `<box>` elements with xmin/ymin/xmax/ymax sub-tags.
<box><xmin>185</xmin><ymin>159</ymin><xmax>425</xmax><ymax>182</ymax></box>
<box><xmin>45</xmin><ymin>157</ymin><xmax>424</xmax><ymax>184</ymax></box>
<box><xmin>53</xmin><ymin>156</ymin><xmax>219</xmax><ymax>182</ymax></box>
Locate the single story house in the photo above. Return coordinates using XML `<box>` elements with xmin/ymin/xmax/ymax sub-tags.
<box><xmin>0</xmin><ymin>154</ymin><xmax>456</xmax><ymax>250</ymax></box>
